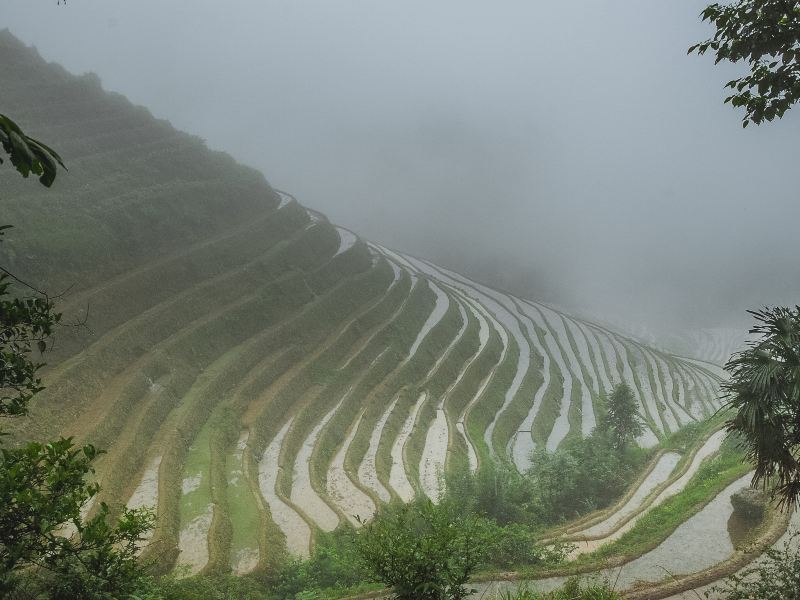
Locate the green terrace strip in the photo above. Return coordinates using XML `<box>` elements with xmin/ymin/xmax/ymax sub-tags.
<box><xmin>177</xmin><ymin>411</ymin><xmax>217</xmax><ymax>575</ymax></box>
<box><xmin>326</xmin><ymin>411</ymin><xmax>376</xmax><ymax>526</ymax></box>
<box><xmin>226</xmin><ymin>430</ymin><xmax>261</xmax><ymax>574</ymax></box>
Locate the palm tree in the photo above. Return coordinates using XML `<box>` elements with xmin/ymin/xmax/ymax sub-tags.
<box><xmin>723</xmin><ymin>306</ymin><xmax>800</xmax><ymax>507</ymax></box>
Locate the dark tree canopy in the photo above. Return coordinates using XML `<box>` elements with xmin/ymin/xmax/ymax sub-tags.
<box><xmin>723</xmin><ymin>306</ymin><xmax>800</xmax><ymax>508</ymax></box>
<box><xmin>690</xmin><ymin>1</ymin><xmax>800</xmax><ymax>126</ymax></box>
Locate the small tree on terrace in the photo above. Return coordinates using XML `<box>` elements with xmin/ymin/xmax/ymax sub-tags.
<box><xmin>599</xmin><ymin>382</ymin><xmax>644</xmax><ymax>451</ymax></box>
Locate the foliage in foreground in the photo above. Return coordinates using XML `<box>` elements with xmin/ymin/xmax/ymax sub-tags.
<box><xmin>0</xmin><ymin>234</ymin><xmax>60</xmax><ymax>417</ymax></box>
<box><xmin>0</xmin><ymin>438</ymin><xmax>154</xmax><ymax>598</ymax></box>
<box><xmin>0</xmin><ymin>113</ymin><xmax>65</xmax><ymax>188</ymax></box>
<box><xmin>263</xmin><ymin>529</ymin><xmax>373</xmax><ymax>599</ymax></box>
<box><xmin>130</xmin><ymin>575</ymin><xmax>273</xmax><ymax>600</ymax></box>
<box><xmin>722</xmin><ymin>306</ymin><xmax>800</xmax><ymax>508</ymax></box>
<box><xmin>0</xmin><ymin>281</ymin><xmax>153</xmax><ymax>599</ymax></box>
<box><xmin>690</xmin><ymin>0</ymin><xmax>800</xmax><ymax>126</ymax></box>
<box><xmin>1</xmin><ymin>115</ymin><xmax>153</xmax><ymax>598</ymax></box>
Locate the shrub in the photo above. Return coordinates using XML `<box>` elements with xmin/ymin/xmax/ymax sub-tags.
<box><xmin>445</xmin><ymin>463</ymin><xmax>542</xmax><ymax>526</ymax></box>
<box><xmin>265</xmin><ymin>528</ymin><xmax>371</xmax><ymax>598</ymax></box>
<box><xmin>354</xmin><ymin>499</ymin><xmax>484</xmax><ymax>600</ymax></box>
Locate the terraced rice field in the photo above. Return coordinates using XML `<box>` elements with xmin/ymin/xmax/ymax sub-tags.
<box><xmin>1</xmin><ymin>31</ymin><xmax>730</xmax><ymax>577</ymax></box>
<box><xmin>29</xmin><ymin>212</ymin><xmax>725</xmax><ymax>572</ymax></box>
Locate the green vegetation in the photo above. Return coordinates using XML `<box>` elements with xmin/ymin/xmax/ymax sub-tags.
<box><xmin>131</xmin><ymin>575</ymin><xmax>274</xmax><ymax>600</ymax></box>
<box><xmin>526</xmin><ymin>433</ymin><xmax>649</xmax><ymax>524</ymax></box>
<box><xmin>226</xmin><ymin>431</ymin><xmax>262</xmax><ymax>573</ymax></box>
<box><xmin>466</xmin><ymin>336</ymin><xmax>521</xmax><ymax>466</ymax></box>
<box><xmin>355</xmin><ymin>500</ymin><xmax>482</xmax><ymax>600</ymax></box>
<box><xmin>1</xmin><ymin>113</ymin><xmax>151</xmax><ymax>598</ymax></box>
<box><xmin>531</xmin><ymin>359</ymin><xmax>565</xmax><ymax>449</ymax></box>
<box><xmin>0</xmin><ymin>437</ymin><xmax>153</xmax><ymax>598</ymax></box>
<box><xmin>265</xmin><ymin>529</ymin><xmax>374</xmax><ymax>599</ymax></box>
<box><xmin>0</xmin><ymin>112</ymin><xmax>65</xmax><ymax>187</ymax></box>
<box><xmin>722</xmin><ymin>306</ymin><xmax>800</xmax><ymax>507</ymax></box>
<box><xmin>444</xmin><ymin>432</ymin><xmax>649</xmax><ymax>531</ymax></box>
<box><xmin>0</xmin><ymin>232</ymin><xmax>59</xmax><ymax>417</ymax></box>
<box><xmin>497</xmin><ymin>579</ymin><xmax>623</xmax><ymax>600</ymax></box>
<box><xmin>598</xmin><ymin>382</ymin><xmax>644</xmax><ymax>451</ymax></box>
<box><xmin>690</xmin><ymin>0</ymin><xmax>800</xmax><ymax>126</ymax></box>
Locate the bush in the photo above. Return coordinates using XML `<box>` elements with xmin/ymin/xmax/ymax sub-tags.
<box><xmin>354</xmin><ymin>499</ymin><xmax>484</xmax><ymax>600</ymax></box>
<box><xmin>0</xmin><ymin>259</ymin><xmax>154</xmax><ymax>599</ymax></box>
<box><xmin>265</xmin><ymin>528</ymin><xmax>371</xmax><ymax>598</ymax></box>
<box><xmin>445</xmin><ymin>463</ymin><xmax>542</xmax><ymax>526</ymax></box>
<box><xmin>481</xmin><ymin>523</ymin><xmax>554</xmax><ymax>569</ymax></box>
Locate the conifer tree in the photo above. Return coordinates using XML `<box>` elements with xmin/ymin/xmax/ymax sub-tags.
<box><xmin>600</xmin><ymin>382</ymin><xmax>644</xmax><ymax>451</ymax></box>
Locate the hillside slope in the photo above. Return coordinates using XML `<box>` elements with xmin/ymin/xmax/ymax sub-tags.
<box><xmin>0</xmin><ymin>31</ymin><xmax>723</xmax><ymax>575</ymax></box>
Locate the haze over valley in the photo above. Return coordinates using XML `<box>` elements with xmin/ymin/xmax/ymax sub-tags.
<box><xmin>2</xmin><ymin>3</ymin><xmax>799</xmax><ymax>599</ymax></box>
<box><xmin>5</xmin><ymin>0</ymin><xmax>799</xmax><ymax>334</ymax></box>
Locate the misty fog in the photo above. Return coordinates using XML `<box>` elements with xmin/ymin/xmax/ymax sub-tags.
<box><xmin>5</xmin><ymin>0</ymin><xmax>798</xmax><ymax>332</ymax></box>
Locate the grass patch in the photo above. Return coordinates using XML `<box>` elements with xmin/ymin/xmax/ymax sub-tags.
<box><xmin>179</xmin><ymin>421</ymin><xmax>215</xmax><ymax>534</ymax></box>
